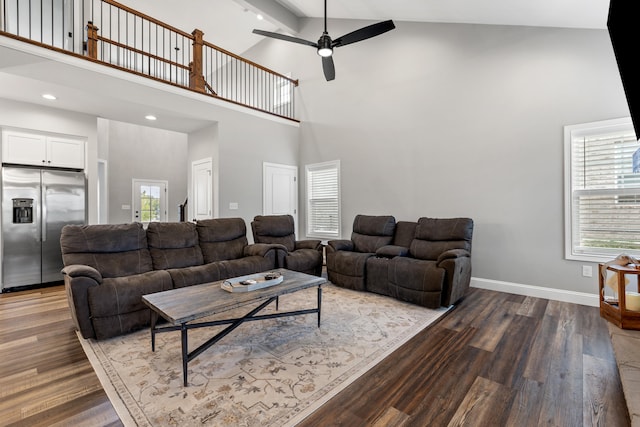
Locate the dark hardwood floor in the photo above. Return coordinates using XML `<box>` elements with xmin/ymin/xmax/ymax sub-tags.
<box><xmin>0</xmin><ymin>285</ymin><xmax>629</xmax><ymax>426</ymax></box>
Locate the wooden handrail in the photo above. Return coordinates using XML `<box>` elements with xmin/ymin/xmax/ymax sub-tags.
<box><xmin>98</xmin><ymin>0</ymin><xmax>194</xmax><ymax>39</ymax></box>
<box><xmin>202</xmin><ymin>40</ymin><xmax>299</xmax><ymax>87</ymax></box>
<box><xmin>94</xmin><ymin>35</ymin><xmax>190</xmax><ymax>70</ymax></box>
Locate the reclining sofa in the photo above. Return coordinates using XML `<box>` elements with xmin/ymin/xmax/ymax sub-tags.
<box><xmin>60</xmin><ymin>218</ymin><xmax>279</xmax><ymax>340</ymax></box>
<box><xmin>251</xmin><ymin>214</ymin><xmax>323</xmax><ymax>276</ymax></box>
<box><xmin>326</xmin><ymin>215</ymin><xmax>473</xmax><ymax>308</ymax></box>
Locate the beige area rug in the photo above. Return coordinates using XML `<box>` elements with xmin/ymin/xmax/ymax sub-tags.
<box><xmin>78</xmin><ymin>284</ymin><xmax>450</xmax><ymax>426</ymax></box>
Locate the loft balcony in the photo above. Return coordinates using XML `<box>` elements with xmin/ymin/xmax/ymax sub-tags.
<box><xmin>0</xmin><ymin>0</ymin><xmax>299</xmax><ymax>122</ymax></box>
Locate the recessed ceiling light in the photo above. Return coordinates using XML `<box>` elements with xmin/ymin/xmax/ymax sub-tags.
<box><xmin>256</xmin><ymin>14</ymin><xmax>264</xmax><ymax>20</ymax></box>
<box><xmin>145</xmin><ymin>115</ymin><xmax>157</xmax><ymax>121</ymax></box>
<box><xmin>42</xmin><ymin>94</ymin><xmax>57</xmax><ymax>100</ymax></box>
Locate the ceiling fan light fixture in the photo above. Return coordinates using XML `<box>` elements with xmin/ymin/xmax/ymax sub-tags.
<box><xmin>317</xmin><ymin>34</ymin><xmax>333</xmax><ymax>57</ymax></box>
<box><xmin>317</xmin><ymin>47</ymin><xmax>333</xmax><ymax>57</ymax></box>
<box><xmin>252</xmin><ymin>0</ymin><xmax>395</xmax><ymax>81</ymax></box>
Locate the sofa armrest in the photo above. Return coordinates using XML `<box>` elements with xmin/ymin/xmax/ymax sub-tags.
<box><xmin>436</xmin><ymin>249</ymin><xmax>470</xmax><ymax>265</ymax></box>
<box><xmin>62</xmin><ymin>264</ymin><xmax>103</xmax><ymax>283</ymax></box>
<box><xmin>62</xmin><ymin>269</ymin><xmax>102</xmax><ymax>339</ymax></box>
<box><xmin>295</xmin><ymin>239</ymin><xmax>322</xmax><ymax>251</ymax></box>
<box><xmin>376</xmin><ymin>245</ymin><xmax>409</xmax><ymax>258</ymax></box>
<box><xmin>327</xmin><ymin>239</ymin><xmax>354</xmax><ymax>253</ymax></box>
<box><xmin>244</xmin><ymin>243</ymin><xmax>285</xmax><ymax>257</ymax></box>
<box><xmin>437</xmin><ymin>253</ymin><xmax>472</xmax><ymax>306</ymax></box>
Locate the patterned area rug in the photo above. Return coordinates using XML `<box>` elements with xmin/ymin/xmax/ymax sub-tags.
<box><xmin>78</xmin><ymin>284</ymin><xmax>450</xmax><ymax>426</ymax></box>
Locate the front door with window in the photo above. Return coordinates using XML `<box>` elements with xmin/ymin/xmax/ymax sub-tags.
<box><xmin>132</xmin><ymin>179</ymin><xmax>168</xmax><ymax>224</ymax></box>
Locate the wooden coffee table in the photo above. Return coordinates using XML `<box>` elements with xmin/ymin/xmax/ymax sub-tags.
<box><xmin>142</xmin><ymin>268</ymin><xmax>326</xmax><ymax>386</ymax></box>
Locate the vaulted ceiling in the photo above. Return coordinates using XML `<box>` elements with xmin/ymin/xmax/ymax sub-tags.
<box><xmin>0</xmin><ymin>0</ymin><xmax>613</xmax><ymax>132</ymax></box>
<box><xmin>124</xmin><ymin>0</ymin><xmax>611</xmax><ymax>59</ymax></box>
<box><xmin>271</xmin><ymin>0</ymin><xmax>609</xmax><ymax>29</ymax></box>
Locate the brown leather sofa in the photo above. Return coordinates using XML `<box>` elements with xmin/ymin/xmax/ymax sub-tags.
<box><xmin>60</xmin><ymin>218</ymin><xmax>279</xmax><ymax>340</ymax></box>
<box><xmin>251</xmin><ymin>214</ymin><xmax>323</xmax><ymax>276</ymax></box>
<box><xmin>327</xmin><ymin>215</ymin><xmax>473</xmax><ymax>308</ymax></box>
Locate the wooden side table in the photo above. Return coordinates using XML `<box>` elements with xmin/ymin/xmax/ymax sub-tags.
<box><xmin>599</xmin><ymin>263</ymin><xmax>640</xmax><ymax>330</ymax></box>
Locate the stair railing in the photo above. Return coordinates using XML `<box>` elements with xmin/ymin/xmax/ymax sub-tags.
<box><xmin>0</xmin><ymin>0</ymin><xmax>298</xmax><ymax>121</ymax></box>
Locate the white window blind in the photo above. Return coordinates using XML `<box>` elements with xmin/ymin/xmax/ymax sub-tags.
<box><xmin>565</xmin><ymin>118</ymin><xmax>640</xmax><ymax>261</ymax></box>
<box><xmin>274</xmin><ymin>75</ymin><xmax>291</xmax><ymax>108</ymax></box>
<box><xmin>306</xmin><ymin>160</ymin><xmax>340</xmax><ymax>239</ymax></box>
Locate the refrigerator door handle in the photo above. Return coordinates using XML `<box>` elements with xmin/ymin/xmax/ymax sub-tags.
<box><xmin>41</xmin><ymin>184</ymin><xmax>47</xmax><ymax>242</ymax></box>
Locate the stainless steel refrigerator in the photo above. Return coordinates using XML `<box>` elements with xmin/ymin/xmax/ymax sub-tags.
<box><xmin>1</xmin><ymin>166</ymin><xmax>86</xmax><ymax>291</ymax></box>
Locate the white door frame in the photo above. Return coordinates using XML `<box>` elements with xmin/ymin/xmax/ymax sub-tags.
<box><xmin>97</xmin><ymin>159</ymin><xmax>108</xmax><ymax>224</ymax></box>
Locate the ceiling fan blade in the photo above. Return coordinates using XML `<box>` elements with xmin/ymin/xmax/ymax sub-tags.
<box><xmin>252</xmin><ymin>29</ymin><xmax>318</xmax><ymax>48</ymax></box>
<box><xmin>332</xmin><ymin>20</ymin><xmax>395</xmax><ymax>48</ymax></box>
<box><xmin>322</xmin><ymin>56</ymin><xmax>335</xmax><ymax>81</ymax></box>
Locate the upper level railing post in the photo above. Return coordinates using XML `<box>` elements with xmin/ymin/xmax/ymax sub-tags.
<box><xmin>189</xmin><ymin>29</ymin><xmax>205</xmax><ymax>93</ymax></box>
<box><xmin>86</xmin><ymin>22</ymin><xmax>99</xmax><ymax>60</ymax></box>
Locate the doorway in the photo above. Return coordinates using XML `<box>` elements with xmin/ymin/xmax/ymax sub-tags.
<box><xmin>191</xmin><ymin>158</ymin><xmax>213</xmax><ymax>221</ymax></box>
<box><xmin>263</xmin><ymin>162</ymin><xmax>298</xmax><ymax>234</ymax></box>
<box><xmin>132</xmin><ymin>179</ymin><xmax>168</xmax><ymax>224</ymax></box>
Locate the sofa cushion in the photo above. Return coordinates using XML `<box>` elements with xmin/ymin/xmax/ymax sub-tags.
<box><xmin>388</xmin><ymin>257</ymin><xmax>444</xmax><ymax>308</ymax></box>
<box><xmin>393</xmin><ymin>221</ymin><xmax>418</xmax><ymax>248</ymax></box>
<box><xmin>60</xmin><ymin>223</ymin><xmax>153</xmax><ymax>278</ymax></box>
<box><xmin>252</xmin><ymin>215</ymin><xmax>296</xmax><ymax>252</ymax></box>
<box><xmin>220</xmin><ymin>256</ymin><xmax>275</xmax><ymax>278</ymax></box>
<box><xmin>410</xmin><ymin>218</ymin><xmax>473</xmax><ymax>261</ymax></box>
<box><xmin>146</xmin><ymin>222</ymin><xmax>204</xmax><ymax>270</ymax></box>
<box><xmin>351</xmin><ymin>215</ymin><xmax>396</xmax><ymax>253</ymax></box>
<box><xmin>365</xmin><ymin>256</ymin><xmax>392</xmax><ymax>295</ymax></box>
<box><xmin>197</xmin><ymin>218</ymin><xmax>248</xmax><ymax>263</ymax></box>
<box><xmin>284</xmin><ymin>249</ymin><xmax>323</xmax><ymax>275</ymax></box>
<box><xmin>87</xmin><ymin>270</ymin><xmax>173</xmax><ymax>339</ymax></box>
<box><xmin>167</xmin><ymin>263</ymin><xmax>226</xmax><ymax>288</ymax></box>
<box><xmin>327</xmin><ymin>251</ymin><xmax>374</xmax><ymax>291</ymax></box>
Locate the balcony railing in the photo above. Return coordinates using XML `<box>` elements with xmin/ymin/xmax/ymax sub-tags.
<box><xmin>0</xmin><ymin>0</ymin><xmax>298</xmax><ymax>121</ymax></box>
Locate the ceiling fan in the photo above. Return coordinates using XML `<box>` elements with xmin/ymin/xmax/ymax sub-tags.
<box><xmin>252</xmin><ymin>0</ymin><xmax>395</xmax><ymax>81</ymax></box>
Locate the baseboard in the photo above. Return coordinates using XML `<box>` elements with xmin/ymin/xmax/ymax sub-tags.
<box><xmin>470</xmin><ymin>277</ymin><xmax>599</xmax><ymax>307</ymax></box>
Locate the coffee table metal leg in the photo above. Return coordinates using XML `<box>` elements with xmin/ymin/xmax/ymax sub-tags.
<box><xmin>150</xmin><ymin>310</ymin><xmax>158</xmax><ymax>352</ymax></box>
<box><xmin>181</xmin><ymin>323</ymin><xmax>188</xmax><ymax>386</ymax></box>
<box><xmin>317</xmin><ymin>285</ymin><xmax>322</xmax><ymax>327</ymax></box>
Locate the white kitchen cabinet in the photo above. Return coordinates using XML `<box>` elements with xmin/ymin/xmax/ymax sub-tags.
<box><xmin>46</xmin><ymin>137</ymin><xmax>85</xmax><ymax>169</ymax></box>
<box><xmin>2</xmin><ymin>131</ymin><xmax>85</xmax><ymax>169</ymax></box>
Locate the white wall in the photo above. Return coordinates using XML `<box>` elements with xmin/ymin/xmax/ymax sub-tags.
<box><xmin>103</xmin><ymin>119</ymin><xmax>188</xmax><ymax>223</ymax></box>
<box><xmin>185</xmin><ymin>113</ymin><xmax>299</xmax><ymax>233</ymax></box>
<box><xmin>245</xmin><ymin>19</ymin><xmax>632</xmax><ymax>295</ymax></box>
<box><xmin>217</xmin><ymin>112</ymin><xmax>299</xmax><ymax>234</ymax></box>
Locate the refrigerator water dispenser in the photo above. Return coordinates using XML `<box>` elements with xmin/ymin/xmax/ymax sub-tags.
<box><xmin>12</xmin><ymin>198</ymin><xmax>33</xmax><ymax>223</ymax></box>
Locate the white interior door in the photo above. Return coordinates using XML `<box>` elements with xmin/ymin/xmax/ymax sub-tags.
<box><xmin>263</xmin><ymin>162</ymin><xmax>298</xmax><ymax>234</ymax></box>
<box><xmin>192</xmin><ymin>158</ymin><xmax>213</xmax><ymax>221</ymax></box>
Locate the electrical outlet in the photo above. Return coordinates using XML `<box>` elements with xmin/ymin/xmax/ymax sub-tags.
<box><xmin>582</xmin><ymin>265</ymin><xmax>593</xmax><ymax>277</ymax></box>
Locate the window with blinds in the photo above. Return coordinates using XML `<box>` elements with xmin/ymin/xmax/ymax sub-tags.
<box><xmin>565</xmin><ymin>117</ymin><xmax>640</xmax><ymax>261</ymax></box>
<box><xmin>305</xmin><ymin>160</ymin><xmax>340</xmax><ymax>239</ymax></box>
